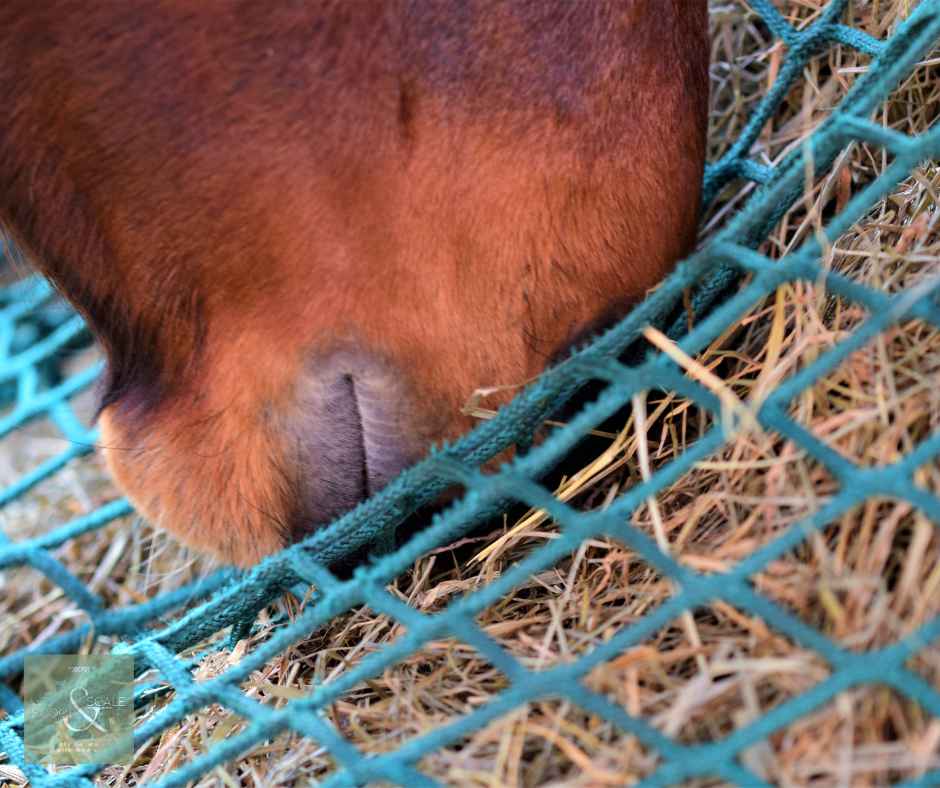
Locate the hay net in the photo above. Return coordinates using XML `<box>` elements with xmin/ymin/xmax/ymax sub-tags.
<box><xmin>2</xmin><ymin>1</ymin><xmax>940</xmax><ymax>785</ymax></box>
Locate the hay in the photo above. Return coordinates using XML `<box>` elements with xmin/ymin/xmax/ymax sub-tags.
<box><xmin>2</xmin><ymin>1</ymin><xmax>940</xmax><ymax>785</ymax></box>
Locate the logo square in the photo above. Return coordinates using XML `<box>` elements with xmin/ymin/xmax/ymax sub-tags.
<box><xmin>23</xmin><ymin>655</ymin><xmax>135</xmax><ymax>765</ymax></box>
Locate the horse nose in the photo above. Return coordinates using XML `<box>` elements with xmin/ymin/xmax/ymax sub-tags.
<box><xmin>288</xmin><ymin>352</ymin><xmax>427</xmax><ymax>543</ymax></box>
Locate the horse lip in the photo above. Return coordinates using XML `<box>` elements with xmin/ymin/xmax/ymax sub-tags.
<box><xmin>289</xmin><ymin>352</ymin><xmax>426</xmax><ymax>544</ymax></box>
<box><xmin>345</xmin><ymin>373</ymin><xmax>370</xmax><ymax>500</ymax></box>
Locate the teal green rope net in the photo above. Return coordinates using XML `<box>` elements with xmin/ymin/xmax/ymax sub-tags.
<box><xmin>2</xmin><ymin>2</ymin><xmax>940</xmax><ymax>785</ymax></box>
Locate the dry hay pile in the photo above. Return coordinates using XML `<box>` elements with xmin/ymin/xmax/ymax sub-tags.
<box><xmin>2</xmin><ymin>1</ymin><xmax>940</xmax><ymax>786</ymax></box>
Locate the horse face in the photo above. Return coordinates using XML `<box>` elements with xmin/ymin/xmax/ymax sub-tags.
<box><xmin>0</xmin><ymin>0</ymin><xmax>709</xmax><ymax>565</ymax></box>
